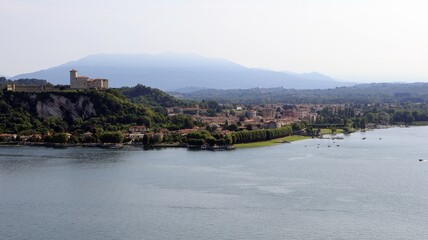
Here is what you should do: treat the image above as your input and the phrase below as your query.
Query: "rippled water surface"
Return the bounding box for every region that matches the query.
[1,127,428,239]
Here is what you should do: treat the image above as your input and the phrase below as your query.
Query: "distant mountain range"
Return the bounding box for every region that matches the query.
[12,53,353,91]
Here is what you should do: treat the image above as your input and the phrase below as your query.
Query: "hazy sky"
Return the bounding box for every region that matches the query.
[1,0,428,82]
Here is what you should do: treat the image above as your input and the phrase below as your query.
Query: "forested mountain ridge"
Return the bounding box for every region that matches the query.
[177,82,428,104]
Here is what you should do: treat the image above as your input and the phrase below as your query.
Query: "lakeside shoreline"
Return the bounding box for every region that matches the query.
[0,136,304,150]
[232,124,413,149]
[0,125,419,150]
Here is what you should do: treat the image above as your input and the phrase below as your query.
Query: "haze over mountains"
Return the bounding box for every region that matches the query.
[12,53,351,91]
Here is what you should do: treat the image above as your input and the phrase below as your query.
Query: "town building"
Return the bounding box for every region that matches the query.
[262,120,288,129]
[128,133,145,140]
[260,108,275,118]
[70,69,108,90]
[245,110,257,119]
[167,107,202,116]
[0,133,17,142]
[129,125,148,133]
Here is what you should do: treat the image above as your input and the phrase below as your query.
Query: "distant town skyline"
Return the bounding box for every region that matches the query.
[1,0,428,83]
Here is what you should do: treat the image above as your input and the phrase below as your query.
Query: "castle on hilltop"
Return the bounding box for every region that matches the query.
[70,69,108,90]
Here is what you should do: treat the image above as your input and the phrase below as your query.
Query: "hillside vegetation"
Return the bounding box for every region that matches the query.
[117,84,194,107]
[0,88,163,134]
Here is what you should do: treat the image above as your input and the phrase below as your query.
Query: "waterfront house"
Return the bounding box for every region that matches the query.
[0,133,17,142]
[129,125,148,133]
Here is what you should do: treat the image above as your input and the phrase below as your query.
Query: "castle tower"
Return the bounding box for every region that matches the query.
[70,69,77,88]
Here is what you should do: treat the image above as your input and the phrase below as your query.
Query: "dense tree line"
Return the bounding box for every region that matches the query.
[315,103,428,128]
[186,130,233,146]
[231,126,293,144]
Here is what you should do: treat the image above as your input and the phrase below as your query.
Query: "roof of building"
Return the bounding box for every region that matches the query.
[130,125,147,129]
[0,133,16,137]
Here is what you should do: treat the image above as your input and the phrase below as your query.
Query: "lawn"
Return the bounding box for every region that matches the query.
[319,128,345,134]
[234,135,309,148]
[412,121,428,126]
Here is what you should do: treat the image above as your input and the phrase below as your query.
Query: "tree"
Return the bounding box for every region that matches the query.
[360,117,367,129]
[51,133,68,144]
[152,133,163,144]
[206,137,217,146]
[227,123,239,131]
[292,122,303,131]
[100,131,124,143]
[184,118,195,129]
[365,112,376,123]
[187,138,205,146]
[68,135,79,144]
[224,134,233,145]
[206,100,220,110]
[377,112,390,125]
[142,134,150,145]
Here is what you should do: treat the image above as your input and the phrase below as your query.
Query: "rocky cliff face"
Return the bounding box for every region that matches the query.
[4,92,99,120]
[0,90,156,134]
[34,94,97,120]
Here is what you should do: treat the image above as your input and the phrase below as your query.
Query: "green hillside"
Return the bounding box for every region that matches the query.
[0,88,168,134]
[117,84,195,107]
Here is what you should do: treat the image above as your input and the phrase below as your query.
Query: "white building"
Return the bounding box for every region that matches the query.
[70,69,108,90]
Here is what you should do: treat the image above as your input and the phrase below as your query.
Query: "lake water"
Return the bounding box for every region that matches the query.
[1,127,428,239]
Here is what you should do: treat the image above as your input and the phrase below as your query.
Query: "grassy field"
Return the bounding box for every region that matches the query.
[234,135,309,149]
[412,121,428,126]
[319,128,345,134]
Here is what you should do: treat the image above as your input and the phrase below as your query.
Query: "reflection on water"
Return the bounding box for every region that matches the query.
[1,127,428,240]
[0,147,128,171]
